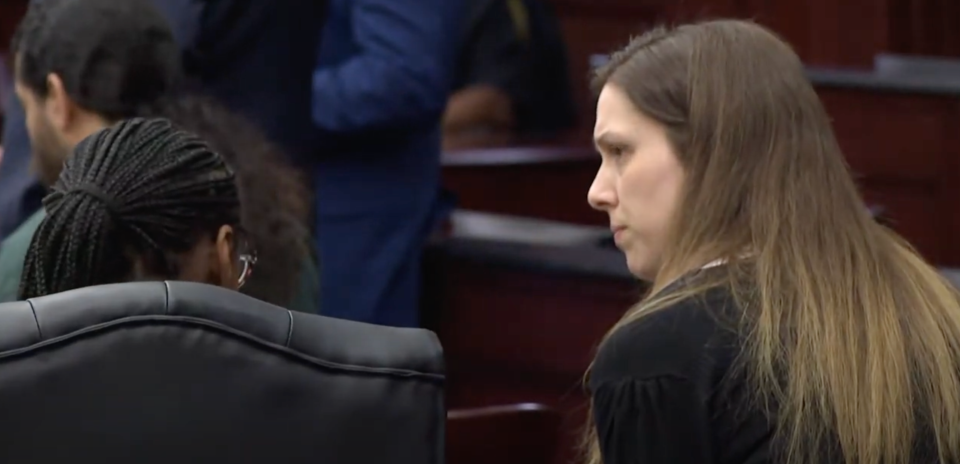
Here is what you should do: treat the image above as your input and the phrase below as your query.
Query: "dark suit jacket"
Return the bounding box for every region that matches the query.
[180,0,327,166]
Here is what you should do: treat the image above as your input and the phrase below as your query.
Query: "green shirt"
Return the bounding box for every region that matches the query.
[0,209,46,303]
[0,209,318,313]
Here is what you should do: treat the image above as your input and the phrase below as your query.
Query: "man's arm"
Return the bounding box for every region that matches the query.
[312,0,457,133]
[443,85,515,133]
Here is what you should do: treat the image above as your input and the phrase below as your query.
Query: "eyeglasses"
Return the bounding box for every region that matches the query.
[238,251,258,288]
[235,227,257,289]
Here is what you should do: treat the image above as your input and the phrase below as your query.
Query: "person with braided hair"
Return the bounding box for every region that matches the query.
[0,0,318,309]
[0,0,182,301]
[0,0,183,241]
[1,95,319,309]
[19,117,250,299]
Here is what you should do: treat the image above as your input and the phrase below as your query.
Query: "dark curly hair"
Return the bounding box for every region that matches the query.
[19,118,240,299]
[156,96,316,310]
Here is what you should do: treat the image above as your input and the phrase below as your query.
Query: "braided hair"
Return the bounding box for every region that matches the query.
[19,118,240,299]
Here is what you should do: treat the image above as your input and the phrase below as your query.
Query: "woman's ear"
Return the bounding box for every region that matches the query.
[214,225,238,289]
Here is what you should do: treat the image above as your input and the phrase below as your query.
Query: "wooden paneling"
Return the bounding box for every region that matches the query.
[886,0,960,57]
[861,181,944,262]
[819,89,952,181]
[429,262,634,379]
[556,15,646,127]
[424,247,639,464]
[821,88,960,265]
[743,0,890,67]
[0,0,27,54]
[549,0,960,77]
[548,0,880,129]
[546,0,960,134]
[443,147,604,225]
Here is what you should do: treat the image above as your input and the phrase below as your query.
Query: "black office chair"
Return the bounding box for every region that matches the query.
[0,281,445,464]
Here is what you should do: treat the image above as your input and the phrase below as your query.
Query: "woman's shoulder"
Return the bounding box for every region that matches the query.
[590,285,741,388]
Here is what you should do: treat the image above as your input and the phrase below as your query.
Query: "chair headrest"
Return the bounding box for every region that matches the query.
[0,282,445,463]
[0,281,443,378]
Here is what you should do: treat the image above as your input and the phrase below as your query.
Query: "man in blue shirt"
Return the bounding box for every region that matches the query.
[312,0,462,327]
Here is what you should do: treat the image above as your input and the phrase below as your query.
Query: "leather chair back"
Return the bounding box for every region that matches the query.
[0,281,444,464]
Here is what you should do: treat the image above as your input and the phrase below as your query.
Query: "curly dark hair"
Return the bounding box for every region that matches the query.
[156,95,316,310]
[19,118,240,299]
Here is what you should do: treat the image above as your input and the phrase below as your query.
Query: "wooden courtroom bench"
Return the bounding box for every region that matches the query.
[442,146,603,226]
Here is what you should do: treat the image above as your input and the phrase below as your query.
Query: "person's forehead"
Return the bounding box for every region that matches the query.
[595,86,649,137]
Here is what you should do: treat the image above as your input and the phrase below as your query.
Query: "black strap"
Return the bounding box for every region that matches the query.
[68,184,121,215]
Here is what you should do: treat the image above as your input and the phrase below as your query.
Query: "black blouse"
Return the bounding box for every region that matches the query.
[589,277,948,464]
[589,285,775,464]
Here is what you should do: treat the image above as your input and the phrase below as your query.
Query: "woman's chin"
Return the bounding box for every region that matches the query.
[625,254,657,281]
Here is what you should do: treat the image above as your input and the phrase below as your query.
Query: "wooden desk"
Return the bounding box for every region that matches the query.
[448,403,561,464]
[442,146,604,226]
[423,211,640,464]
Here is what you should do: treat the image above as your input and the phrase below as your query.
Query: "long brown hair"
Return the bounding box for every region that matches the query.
[585,20,960,464]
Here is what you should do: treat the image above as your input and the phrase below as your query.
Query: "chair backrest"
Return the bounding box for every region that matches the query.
[447,403,560,464]
[0,281,445,464]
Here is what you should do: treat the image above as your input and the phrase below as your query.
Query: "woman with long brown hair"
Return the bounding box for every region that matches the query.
[585,20,960,464]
